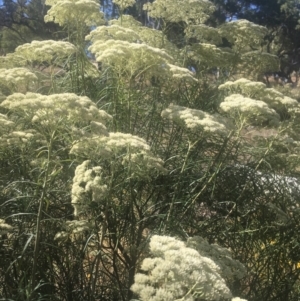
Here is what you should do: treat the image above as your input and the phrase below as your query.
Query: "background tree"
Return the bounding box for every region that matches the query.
[0,0,62,54]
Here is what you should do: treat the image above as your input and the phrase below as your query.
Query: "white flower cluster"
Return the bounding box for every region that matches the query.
[87,21,179,60]
[144,0,215,24]
[14,40,77,64]
[187,236,247,280]
[1,93,112,127]
[219,78,266,97]
[90,121,109,136]
[167,64,197,82]
[0,54,25,68]
[219,78,299,112]
[0,68,37,92]
[109,14,142,29]
[86,25,141,43]
[139,28,179,59]
[71,160,107,216]
[0,114,42,148]
[0,92,5,104]
[70,125,108,143]
[185,24,222,45]
[0,130,37,147]
[0,56,12,68]
[71,132,151,158]
[161,104,230,136]
[122,150,167,179]
[0,113,14,133]
[112,0,136,10]
[219,94,280,126]
[54,220,93,241]
[88,39,173,78]
[131,235,232,301]
[87,24,178,55]
[71,133,166,178]
[218,19,268,51]
[240,51,280,76]
[187,43,236,68]
[0,219,14,235]
[45,0,104,27]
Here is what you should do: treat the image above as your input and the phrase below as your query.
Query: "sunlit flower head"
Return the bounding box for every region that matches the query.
[218,19,268,51]
[14,40,77,64]
[89,39,173,79]
[0,114,14,131]
[1,93,112,128]
[240,51,280,76]
[109,14,143,29]
[71,160,107,216]
[45,0,105,27]
[167,64,197,82]
[144,0,215,25]
[112,0,136,11]
[161,104,230,136]
[187,236,247,281]
[122,150,167,179]
[71,132,151,159]
[187,43,236,68]
[0,219,14,235]
[219,79,298,112]
[0,68,37,92]
[86,25,140,43]
[131,235,232,301]
[219,94,280,126]
[0,54,25,68]
[185,24,222,45]
[0,129,38,148]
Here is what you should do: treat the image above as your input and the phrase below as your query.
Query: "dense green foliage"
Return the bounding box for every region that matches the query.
[0,0,300,301]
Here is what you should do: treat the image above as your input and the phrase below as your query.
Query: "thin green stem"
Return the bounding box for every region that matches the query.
[30,131,55,298]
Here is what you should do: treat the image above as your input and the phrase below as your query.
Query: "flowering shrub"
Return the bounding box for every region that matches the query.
[1,0,300,300]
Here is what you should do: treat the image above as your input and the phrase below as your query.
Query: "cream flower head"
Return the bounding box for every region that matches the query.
[162,104,230,136]
[219,94,280,126]
[45,0,104,26]
[131,235,232,301]
[14,40,77,64]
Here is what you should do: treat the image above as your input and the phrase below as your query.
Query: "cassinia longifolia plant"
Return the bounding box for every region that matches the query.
[1,0,300,300]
